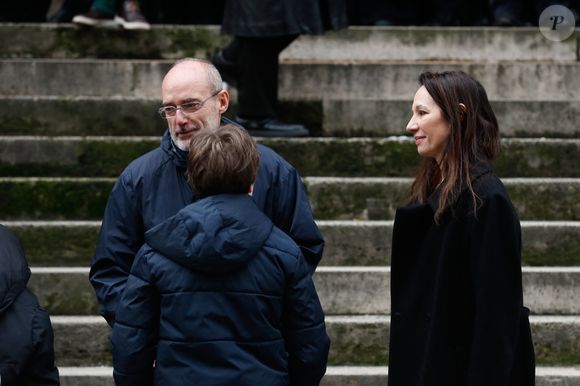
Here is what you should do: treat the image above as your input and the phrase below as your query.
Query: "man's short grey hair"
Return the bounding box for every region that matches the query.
[171,58,223,93]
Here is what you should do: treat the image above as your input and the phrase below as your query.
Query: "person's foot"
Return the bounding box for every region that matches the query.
[212,50,239,88]
[115,0,150,30]
[72,7,116,27]
[236,116,309,137]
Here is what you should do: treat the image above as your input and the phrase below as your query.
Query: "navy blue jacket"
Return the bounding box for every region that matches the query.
[90,127,324,326]
[0,225,59,386]
[111,194,330,386]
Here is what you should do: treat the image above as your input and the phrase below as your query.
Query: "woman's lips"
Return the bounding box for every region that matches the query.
[414,135,426,145]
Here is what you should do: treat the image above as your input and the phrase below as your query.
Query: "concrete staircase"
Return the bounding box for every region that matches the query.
[1,24,580,385]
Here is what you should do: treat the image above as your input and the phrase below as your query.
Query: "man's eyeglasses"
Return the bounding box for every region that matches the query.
[158,90,221,119]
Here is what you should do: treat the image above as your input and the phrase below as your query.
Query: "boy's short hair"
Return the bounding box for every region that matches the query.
[187,124,260,197]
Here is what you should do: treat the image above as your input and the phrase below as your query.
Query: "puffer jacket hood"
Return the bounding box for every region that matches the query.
[0,225,31,315]
[145,194,273,274]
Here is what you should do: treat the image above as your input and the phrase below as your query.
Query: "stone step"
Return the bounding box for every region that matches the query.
[0,24,228,60]
[57,366,580,386]
[280,27,580,63]
[0,97,321,137]
[5,220,580,267]
[0,59,170,98]
[2,97,578,138]
[2,24,577,62]
[29,267,580,316]
[50,315,580,366]
[2,97,576,139]
[304,177,580,221]
[279,61,580,101]
[1,177,580,221]
[2,59,580,101]
[2,136,580,177]
[321,99,580,137]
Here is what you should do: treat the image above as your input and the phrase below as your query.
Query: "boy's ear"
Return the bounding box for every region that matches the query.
[248,184,254,196]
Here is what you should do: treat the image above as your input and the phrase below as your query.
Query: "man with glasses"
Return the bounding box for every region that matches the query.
[90,58,324,327]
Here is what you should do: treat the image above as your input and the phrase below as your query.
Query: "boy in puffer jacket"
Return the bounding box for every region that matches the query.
[112,124,330,386]
[0,225,59,386]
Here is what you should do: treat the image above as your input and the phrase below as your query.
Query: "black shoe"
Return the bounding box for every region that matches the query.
[236,117,309,137]
[212,50,239,88]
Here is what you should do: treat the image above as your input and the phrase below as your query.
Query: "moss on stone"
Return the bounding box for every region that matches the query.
[0,179,114,220]
[496,141,580,177]
[305,180,410,220]
[11,224,98,266]
[53,323,112,366]
[260,139,419,177]
[506,182,580,221]
[327,321,388,365]
[29,273,98,315]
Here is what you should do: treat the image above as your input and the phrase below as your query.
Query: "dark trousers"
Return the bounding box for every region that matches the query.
[223,35,298,119]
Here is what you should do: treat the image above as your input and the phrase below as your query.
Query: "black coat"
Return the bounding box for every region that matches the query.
[388,163,535,386]
[222,0,348,37]
[0,225,59,386]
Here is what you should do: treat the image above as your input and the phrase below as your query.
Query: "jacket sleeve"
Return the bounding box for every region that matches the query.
[90,170,144,327]
[465,192,528,386]
[112,249,159,386]
[283,252,330,386]
[25,307,60,385]
[256,146,325,272]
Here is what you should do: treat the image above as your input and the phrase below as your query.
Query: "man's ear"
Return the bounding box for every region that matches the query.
[218,89,229,114]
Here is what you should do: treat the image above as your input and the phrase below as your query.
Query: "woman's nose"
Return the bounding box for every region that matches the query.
[406,119,418,133]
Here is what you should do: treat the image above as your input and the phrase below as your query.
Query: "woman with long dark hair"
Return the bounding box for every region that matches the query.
[388,71,535,386]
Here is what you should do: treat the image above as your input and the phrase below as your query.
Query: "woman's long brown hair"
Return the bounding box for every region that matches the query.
[408,71,501,222]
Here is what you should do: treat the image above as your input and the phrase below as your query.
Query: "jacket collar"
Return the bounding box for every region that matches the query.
[145,194,273,274]
[161,117,243,169]
[426,161,493,213]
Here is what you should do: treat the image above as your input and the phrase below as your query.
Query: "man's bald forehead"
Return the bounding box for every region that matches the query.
[163,58,222,92]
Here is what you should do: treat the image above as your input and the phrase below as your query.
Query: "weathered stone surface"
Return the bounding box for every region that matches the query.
[2,137,580,178]
[0,177,114,220]
[0,60,171,97]
[57,366,580,386]
[0,97,322,137]
[0,24,229,59]
[7,221,99,266]
[304,177,580,221]
[322,99,580,137]
[1,177,580,221]
[279,62,580,101]
[280,27,579,62]
[6,220,580,267]
[3,60,580,101]
[50,315,580,366]
[30,267,580,315]
[522,222,580,266]
[320,221,580,267]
